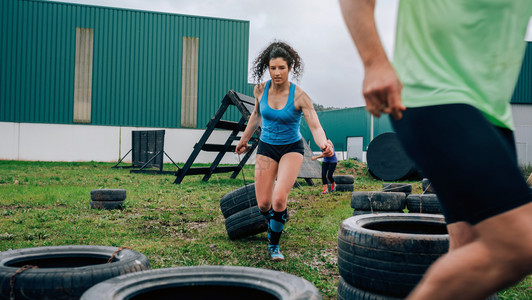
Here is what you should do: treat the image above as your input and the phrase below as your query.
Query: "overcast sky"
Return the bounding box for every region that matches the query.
[50,0,399,108]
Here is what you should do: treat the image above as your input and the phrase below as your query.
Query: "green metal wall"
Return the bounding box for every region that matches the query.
[0,0,254,128]
[510,42,532,104]
[300,107,394,152]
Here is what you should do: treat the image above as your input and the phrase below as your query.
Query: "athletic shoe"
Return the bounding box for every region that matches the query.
[268,245,284,261]
[320,189,329,194]
[331,183,337,192]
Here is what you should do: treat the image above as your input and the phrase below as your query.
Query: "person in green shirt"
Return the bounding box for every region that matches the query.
[339,0,532,299]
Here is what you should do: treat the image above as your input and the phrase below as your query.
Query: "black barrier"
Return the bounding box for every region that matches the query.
[113,130,179,175]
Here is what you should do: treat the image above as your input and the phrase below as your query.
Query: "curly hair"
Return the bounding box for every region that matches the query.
[251,41,304,83]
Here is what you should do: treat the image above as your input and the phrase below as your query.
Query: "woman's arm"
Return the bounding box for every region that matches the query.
[235,85,263,154]
[296,89,333,157]
[311,153,325,161]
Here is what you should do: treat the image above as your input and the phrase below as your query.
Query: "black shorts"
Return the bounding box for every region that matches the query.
[391,104,532,225]
[256,139,305,163]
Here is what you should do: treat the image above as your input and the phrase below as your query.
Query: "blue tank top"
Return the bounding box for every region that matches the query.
[259,80,302,145]
[323,152,337,163]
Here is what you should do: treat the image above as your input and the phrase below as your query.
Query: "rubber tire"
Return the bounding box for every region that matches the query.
[406,194,442,214]
[90,189,127,201]
[337,213,449,298]
[225,206,268,240]
[333,175,355,184]
[0,245,150,300]
[81,265,322,300]
[353,210,401,216]
[90,200,124,210]
[337,276,401,300]
[351,191,406,211]
[330,183,354,192]
[220,183,257,219]
[421,178,436,194]
[382,183,412,194]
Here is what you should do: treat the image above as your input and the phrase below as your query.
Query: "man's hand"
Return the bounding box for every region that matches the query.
[363,62,405,120]
[320,140,334,157]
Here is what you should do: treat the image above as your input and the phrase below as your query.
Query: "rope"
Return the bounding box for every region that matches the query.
[236,153,253,209]
[237,153,248,187]
[107,246,131,263]
[10,265,38,300]
[381,183,411,193]
[367,183,412,214]
[417,181,434,213]
[364,181,432,215]
[380,183,428,213]
[368,190,376,214]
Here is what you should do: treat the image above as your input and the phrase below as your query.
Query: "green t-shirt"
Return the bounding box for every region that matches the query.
[394,0,531,129]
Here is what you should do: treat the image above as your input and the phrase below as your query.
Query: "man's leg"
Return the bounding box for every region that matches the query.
[408,203,532,300]
[391,104,532,299]
[447,222,477,251]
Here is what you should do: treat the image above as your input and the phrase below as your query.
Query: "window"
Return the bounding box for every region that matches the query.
[73,27,94,123]
[180,37,199,128]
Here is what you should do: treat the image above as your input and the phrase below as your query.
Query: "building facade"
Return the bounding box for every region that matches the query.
[1,0,254,163]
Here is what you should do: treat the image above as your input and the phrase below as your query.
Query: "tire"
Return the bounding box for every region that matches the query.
[331,183,354,192]
[337,213,449,298]
[81,265,322,300]
[421,178,436,194]
[337,276,401,300]
[0,245,150,300]
[90,189,127,201]
[225,206,268,240]
[353,210,401,216]
[333,175,355,184]
[220,184,257,219]
[90,200,124,210]
[351,191,406,211]
[406,194,442,214]
[382,183,412,194]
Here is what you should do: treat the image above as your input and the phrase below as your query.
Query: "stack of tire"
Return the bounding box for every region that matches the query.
[220,183,268,240]
[331,175,355,192]
[337,213,449,299]
[0,245,150,299]
[350,183,411,216]
[90,189,127,210]
[406,179,442,215]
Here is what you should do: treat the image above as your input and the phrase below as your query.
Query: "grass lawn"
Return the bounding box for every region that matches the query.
[0,160,530,299]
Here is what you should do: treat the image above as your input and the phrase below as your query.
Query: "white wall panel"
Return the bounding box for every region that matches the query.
[0,122,249,165]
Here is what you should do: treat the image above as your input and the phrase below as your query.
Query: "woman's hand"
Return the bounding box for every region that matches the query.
[235,140,249,155]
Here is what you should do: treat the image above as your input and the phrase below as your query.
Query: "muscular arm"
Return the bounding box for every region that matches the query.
[339,0,405,120]
[296,90,333,157]
[235,85,263,154]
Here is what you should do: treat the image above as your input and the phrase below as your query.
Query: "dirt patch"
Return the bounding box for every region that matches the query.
[309,246,339,277]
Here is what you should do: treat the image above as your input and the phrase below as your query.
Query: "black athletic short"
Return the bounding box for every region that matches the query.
[256,138,305,163]
[391,103,532,225]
